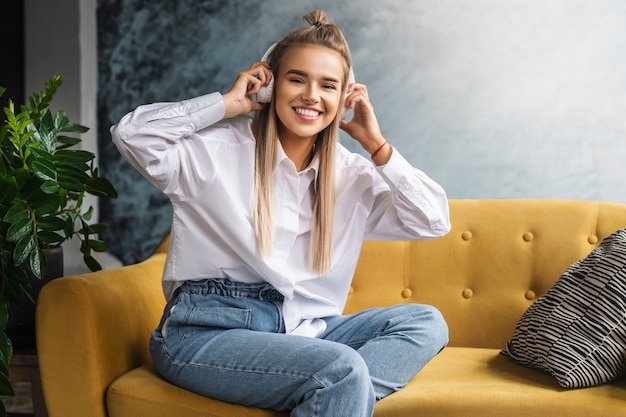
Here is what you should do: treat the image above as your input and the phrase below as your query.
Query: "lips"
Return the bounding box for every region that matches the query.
[294,107,321,117]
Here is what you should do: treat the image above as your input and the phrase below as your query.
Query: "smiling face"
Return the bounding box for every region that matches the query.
[274,44,346,147]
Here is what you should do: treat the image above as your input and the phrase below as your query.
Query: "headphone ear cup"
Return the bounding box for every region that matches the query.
[340,105,350,121]
[257,76,273,103]
[256,43,277,104]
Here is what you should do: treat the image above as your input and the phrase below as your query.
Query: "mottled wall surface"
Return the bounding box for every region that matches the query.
[97,0,626,264]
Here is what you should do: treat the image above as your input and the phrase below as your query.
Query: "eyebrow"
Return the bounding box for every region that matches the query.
[286,69,340,84]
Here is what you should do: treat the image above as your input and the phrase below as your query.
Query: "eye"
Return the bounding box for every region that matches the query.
[289,78,305,84]
[322,84,338,90]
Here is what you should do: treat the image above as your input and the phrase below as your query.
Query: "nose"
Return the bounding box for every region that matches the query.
[302,84,320,103]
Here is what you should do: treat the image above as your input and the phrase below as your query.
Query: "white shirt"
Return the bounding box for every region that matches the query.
[111,92,450,337]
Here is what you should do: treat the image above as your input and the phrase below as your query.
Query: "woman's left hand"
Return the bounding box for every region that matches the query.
[340,83,391,164]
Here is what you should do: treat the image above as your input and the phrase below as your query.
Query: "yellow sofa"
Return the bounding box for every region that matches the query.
[36,199,626,417]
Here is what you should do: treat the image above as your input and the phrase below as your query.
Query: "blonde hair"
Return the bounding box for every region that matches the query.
[251,10,352,274]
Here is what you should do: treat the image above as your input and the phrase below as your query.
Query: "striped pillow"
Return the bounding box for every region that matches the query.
[501,228,626,388]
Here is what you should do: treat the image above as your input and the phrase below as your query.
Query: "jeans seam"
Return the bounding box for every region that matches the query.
[173,358,315,382]
[272,301,285,333]
[311,380,320,416]
[244,309,252,329]
[178,306,195,339]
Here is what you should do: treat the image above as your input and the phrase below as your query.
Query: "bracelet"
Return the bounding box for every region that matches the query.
[370,141,388,159]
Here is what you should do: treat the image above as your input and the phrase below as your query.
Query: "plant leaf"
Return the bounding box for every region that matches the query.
[36,231,65,245]
[13,236,35,266]
[29,246,47,279]
[59,121,89,133]
[83,254,102,272]
[8,167,27,190]
[87,239,109,252]
[54,149,95,164]
[56,165,89,188]
[22,122,39,149]
[36,109,56,152]
[82,205,94,221]
[53,109,69,130]
[0,330,11,366]
[31,156,56,182]
[79,222,108,235]
[0,147,5,174]
[6,218,33,243]
[40,180,60,194]
[56,160,90,175]
[0,330,14,398]
[3,202,29,223]
[29,190,62,215]
[0,177,17,204]
[3,272,27,306]
[37,216,67,231]
[0,260,28,287]
[0,303,8,332]
[86,175,118,198]
[53,108,88,133]
[56,135,81,148]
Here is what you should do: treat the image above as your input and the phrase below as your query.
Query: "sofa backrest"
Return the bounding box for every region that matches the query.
[344,199,626,349]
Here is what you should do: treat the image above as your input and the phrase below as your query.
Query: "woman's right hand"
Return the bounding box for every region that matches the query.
[222,62,272,119]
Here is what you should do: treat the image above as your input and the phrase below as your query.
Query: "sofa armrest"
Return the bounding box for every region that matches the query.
[36,252,167,417]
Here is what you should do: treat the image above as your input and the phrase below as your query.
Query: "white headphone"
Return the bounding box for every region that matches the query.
[256,44,277,104]
[256,43,355,120]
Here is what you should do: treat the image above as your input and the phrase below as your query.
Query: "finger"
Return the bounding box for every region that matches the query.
[236,70,267,95]
[344,89,364,110]
[247,63,272,85]
[339,119,353,135]
[351,84,369,100]
[249,101,267,112]
[244,76,263,95]
[345,83,370,105]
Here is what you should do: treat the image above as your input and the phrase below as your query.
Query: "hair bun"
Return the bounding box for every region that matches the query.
[304,10,330,27]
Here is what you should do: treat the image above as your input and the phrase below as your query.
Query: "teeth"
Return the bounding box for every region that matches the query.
[295,108,320,117]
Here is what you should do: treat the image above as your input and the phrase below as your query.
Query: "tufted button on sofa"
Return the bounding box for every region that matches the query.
[36,199,626,417]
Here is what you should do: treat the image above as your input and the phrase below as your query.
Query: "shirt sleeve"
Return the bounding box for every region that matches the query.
[110,93,227,198]
[364,147,451,240]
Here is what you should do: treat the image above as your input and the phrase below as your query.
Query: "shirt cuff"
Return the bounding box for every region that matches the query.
[375,147,417,186]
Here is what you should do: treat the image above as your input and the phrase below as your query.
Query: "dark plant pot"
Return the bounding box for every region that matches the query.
[6,246,64,349]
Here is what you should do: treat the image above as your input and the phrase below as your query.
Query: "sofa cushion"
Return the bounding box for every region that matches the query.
[501,228,626,388]
[109,349,626,417]
[107,364,289,417]
[377,347,626,417]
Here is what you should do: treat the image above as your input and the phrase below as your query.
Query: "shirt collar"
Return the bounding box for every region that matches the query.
[275,142,319,193]
[275,142,320,177]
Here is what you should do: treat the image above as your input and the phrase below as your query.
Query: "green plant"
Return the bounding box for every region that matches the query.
[0,76,117,414]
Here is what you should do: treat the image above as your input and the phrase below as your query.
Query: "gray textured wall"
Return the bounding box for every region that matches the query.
[97,0,626,264]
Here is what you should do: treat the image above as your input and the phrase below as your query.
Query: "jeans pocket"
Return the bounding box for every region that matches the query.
[168,294,252,339]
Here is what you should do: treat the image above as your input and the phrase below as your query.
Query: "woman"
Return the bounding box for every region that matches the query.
[112,10,450,417]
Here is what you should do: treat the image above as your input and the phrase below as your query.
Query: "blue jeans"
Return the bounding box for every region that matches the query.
[150,279,448,417]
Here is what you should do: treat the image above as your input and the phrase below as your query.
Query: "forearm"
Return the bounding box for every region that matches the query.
[367,150,451,239]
